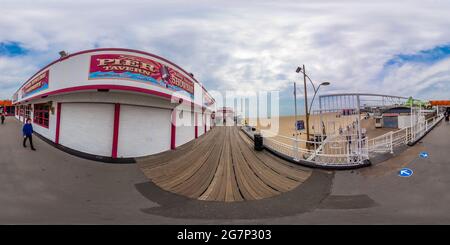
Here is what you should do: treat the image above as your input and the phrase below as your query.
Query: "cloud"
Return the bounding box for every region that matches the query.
[0,0,449,114]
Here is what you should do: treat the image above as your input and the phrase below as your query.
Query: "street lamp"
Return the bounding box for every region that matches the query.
[295,65,330,144]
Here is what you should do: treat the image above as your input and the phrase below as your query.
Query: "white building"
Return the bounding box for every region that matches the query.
[12,48,215,162]
[215,107,235,126]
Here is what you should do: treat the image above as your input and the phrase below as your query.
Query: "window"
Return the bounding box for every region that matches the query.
[24,105,31,120]
[33,103,50,128]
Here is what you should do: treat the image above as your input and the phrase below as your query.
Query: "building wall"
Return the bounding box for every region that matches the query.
[11,49,216,159]
[59,103,115,156]
[197,111,205,136]
[14,95,214,158]
[175,105,195,147]
[205,112,211,131]
[117,105,171,157]
[382,116,398,128]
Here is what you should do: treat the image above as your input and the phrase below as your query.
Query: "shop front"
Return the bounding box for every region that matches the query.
[12,48,216,162]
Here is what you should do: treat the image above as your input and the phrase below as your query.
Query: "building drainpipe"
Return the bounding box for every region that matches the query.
[195,111,198,139]
[55,103,62,144]
[171,109,177,150]
[111,103,121,158]
[204,108,207,133]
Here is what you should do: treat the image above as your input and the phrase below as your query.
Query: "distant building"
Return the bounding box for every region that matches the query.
[0,100,14,115]
[381,106,411,128]
[215,107,235,125]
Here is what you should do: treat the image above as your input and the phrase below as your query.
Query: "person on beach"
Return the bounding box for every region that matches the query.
[1,112,5,124]
[22,118,36,151]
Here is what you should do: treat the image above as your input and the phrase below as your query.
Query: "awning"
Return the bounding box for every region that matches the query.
[0,100,13,107]
[430,100,450,106]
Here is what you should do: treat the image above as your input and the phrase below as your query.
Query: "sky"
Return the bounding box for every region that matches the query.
[0,0,449,115]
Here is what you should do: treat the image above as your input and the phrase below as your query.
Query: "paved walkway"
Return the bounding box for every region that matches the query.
[0,117,158,224]
[138,126,311,202]
[269,119,450,224]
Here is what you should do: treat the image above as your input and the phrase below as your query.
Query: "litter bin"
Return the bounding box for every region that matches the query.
[254,134,264,151]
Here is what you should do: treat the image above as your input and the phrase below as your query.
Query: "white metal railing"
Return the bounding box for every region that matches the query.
[242,113,443,167]
[367,114,443,154]
[242,126,368,166]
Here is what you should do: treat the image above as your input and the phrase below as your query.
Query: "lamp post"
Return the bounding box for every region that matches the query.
[295,65,330,145]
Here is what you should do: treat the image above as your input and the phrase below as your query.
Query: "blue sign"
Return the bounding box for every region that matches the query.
[419,152,429,158]
[398,168,413,177]
[296,120,305,130]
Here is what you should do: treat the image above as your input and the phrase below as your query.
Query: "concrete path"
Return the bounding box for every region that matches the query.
[265,119,450,224]
[1,117,450,224]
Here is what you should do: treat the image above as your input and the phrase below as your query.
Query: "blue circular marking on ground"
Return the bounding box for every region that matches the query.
[398,168,413,177]
[419,152,429,158]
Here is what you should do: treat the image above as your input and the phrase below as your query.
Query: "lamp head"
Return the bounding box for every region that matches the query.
[295,67,302,73]
[321,82,330,86]
[59,51,68,58]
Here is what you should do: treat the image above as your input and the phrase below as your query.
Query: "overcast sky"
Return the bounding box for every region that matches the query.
[1,0,449,115]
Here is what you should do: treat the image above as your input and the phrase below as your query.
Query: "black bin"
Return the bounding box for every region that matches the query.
[254,134,264,151]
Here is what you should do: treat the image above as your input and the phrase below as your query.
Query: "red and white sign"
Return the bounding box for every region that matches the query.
[89,54,194,97]
[22,70,49,98]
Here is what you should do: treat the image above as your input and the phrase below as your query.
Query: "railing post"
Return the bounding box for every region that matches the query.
[294,137,299,161]
[390,131,394,154]
[405,127,408,143]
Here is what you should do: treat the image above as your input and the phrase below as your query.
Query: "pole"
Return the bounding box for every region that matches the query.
[356,95,363,161]
[319,97,324,141]
[303,64,310,144]
[294,82,299,160]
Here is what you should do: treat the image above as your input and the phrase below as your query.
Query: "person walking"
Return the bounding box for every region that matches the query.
[1,112,5,124]
[22,118,36,151]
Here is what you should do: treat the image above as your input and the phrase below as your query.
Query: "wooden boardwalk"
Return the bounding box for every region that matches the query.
[137,126,312,202]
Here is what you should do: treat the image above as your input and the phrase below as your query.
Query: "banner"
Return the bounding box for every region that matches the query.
[203,89,214,107]
[89,54,194,98]
[22,70,49,98]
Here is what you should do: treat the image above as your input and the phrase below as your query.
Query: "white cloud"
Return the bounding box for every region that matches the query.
[0,0,449,107]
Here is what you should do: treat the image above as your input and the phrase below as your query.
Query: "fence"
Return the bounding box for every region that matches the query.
[367,113,443,154]
[242,126,369,167]
[242,113,443,169]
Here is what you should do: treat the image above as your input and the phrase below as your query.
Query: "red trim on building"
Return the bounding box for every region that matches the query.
[15,48,214,103]
[112,103,121,158]
[55,103,62,144]
[13,84,209,111]
[171,109,177,150]
[195,112,198,139]
[18,85,170,103]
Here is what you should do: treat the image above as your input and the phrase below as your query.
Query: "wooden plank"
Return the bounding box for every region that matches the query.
[138,126,312,202]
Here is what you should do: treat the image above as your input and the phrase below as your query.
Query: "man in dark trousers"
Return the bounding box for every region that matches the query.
[1,112,5,124]
[22,118,36,151]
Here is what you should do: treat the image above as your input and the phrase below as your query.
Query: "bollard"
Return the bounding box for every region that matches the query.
[254,134,264,151]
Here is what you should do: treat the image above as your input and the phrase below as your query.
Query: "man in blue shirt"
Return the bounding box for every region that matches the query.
[22,118,36,151]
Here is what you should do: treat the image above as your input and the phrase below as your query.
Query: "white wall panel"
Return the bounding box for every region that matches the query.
[117,105,171,157]
[176,109,195,147]
[197,112,205,136]
[59,103,114,156]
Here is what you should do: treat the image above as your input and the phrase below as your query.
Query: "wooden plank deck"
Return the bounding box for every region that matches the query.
[137,126,312,202]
